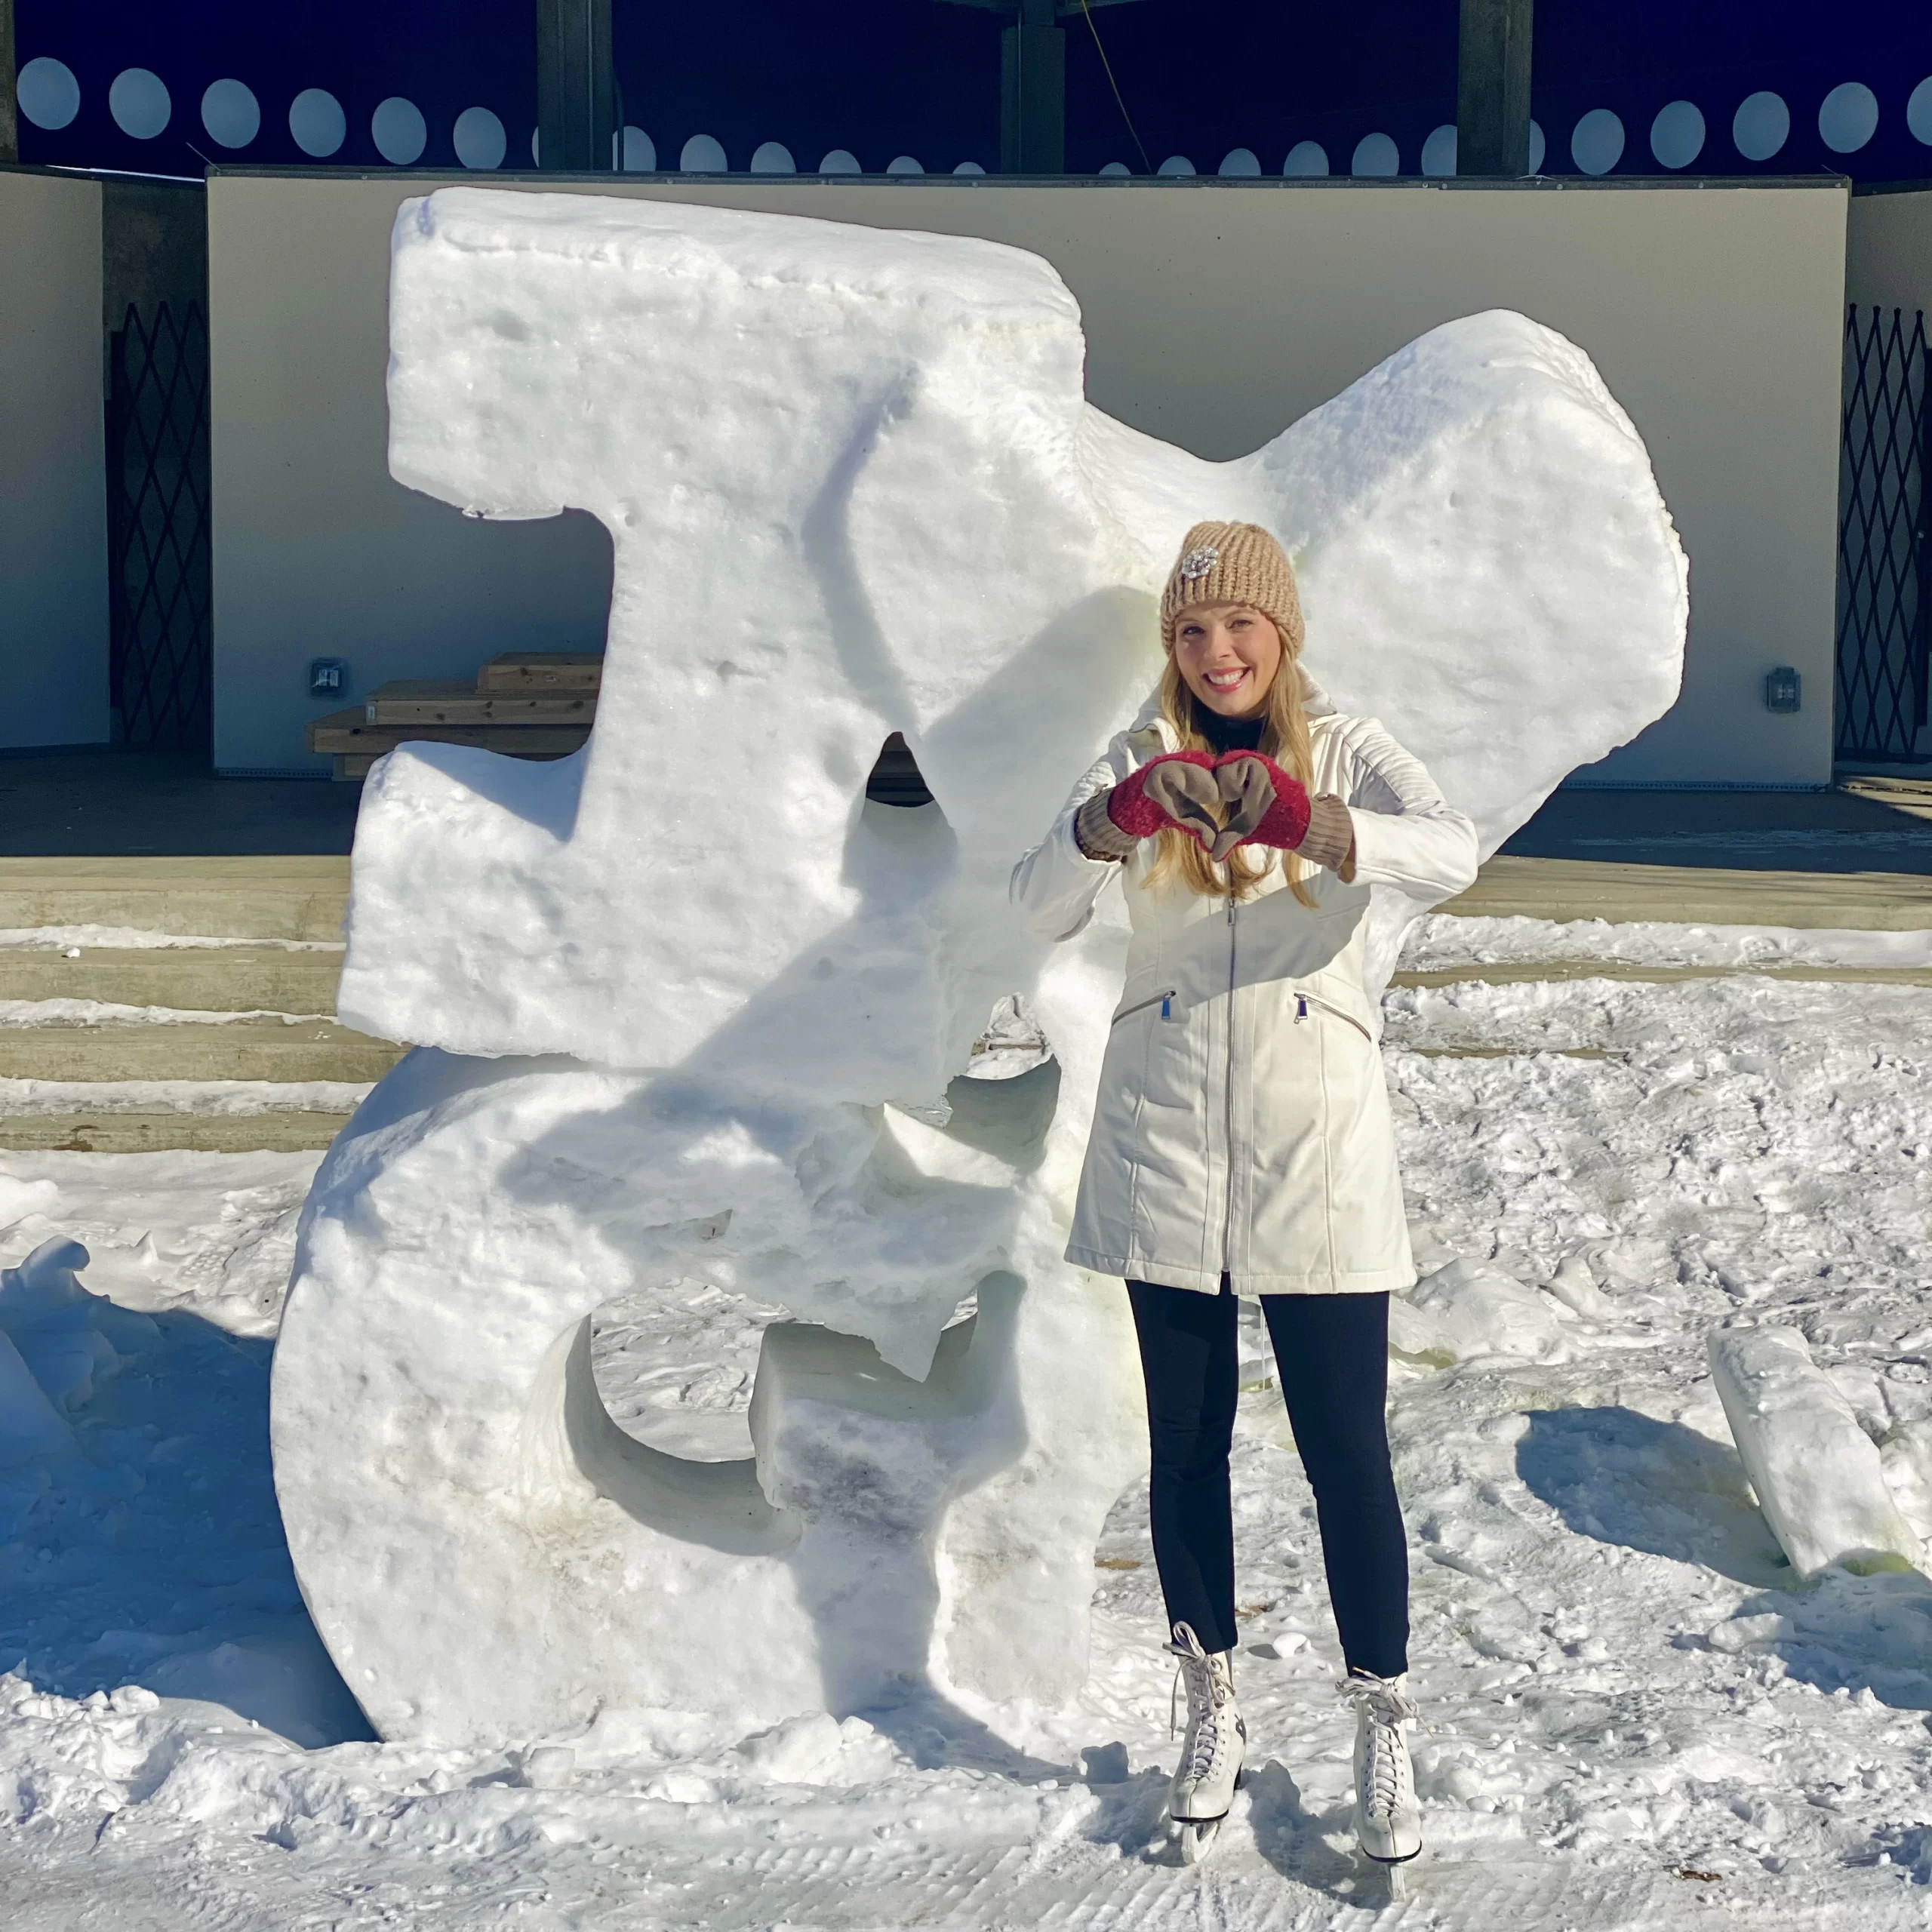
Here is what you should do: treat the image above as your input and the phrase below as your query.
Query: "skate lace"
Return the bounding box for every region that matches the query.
[1166,1623,1234,1780]
[1340,1674,1417,1820]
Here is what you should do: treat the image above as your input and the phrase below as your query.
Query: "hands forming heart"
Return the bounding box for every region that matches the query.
[1138,751,1313,861]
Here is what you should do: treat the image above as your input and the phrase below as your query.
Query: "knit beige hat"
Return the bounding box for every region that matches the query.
[1159,521,1305,657]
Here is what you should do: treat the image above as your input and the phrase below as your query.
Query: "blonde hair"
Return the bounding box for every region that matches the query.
[1140,617,1318,909]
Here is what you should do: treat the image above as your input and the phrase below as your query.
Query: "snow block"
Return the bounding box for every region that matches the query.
[275,190,1688,1749]
[1391,1260,1574,1366]
[1709,1325,1923,1580]
[276,1051,1146,1746]
[0,1234,155,1417]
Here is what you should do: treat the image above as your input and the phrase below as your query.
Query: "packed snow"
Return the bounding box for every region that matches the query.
[2,950,1931,1925]
[0,1001,331,1028]
[0,1078,372,1120]
[0,930,342,953]
[340,188,1684,1072]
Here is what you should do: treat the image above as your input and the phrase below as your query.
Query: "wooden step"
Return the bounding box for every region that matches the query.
[306,708,593,756]
[0,857,349,942]
[0,1019,405,1083]
[364,681,598,726]
[0,1112,355,1153]
[1438,855,1932,930]
[330,747,582,781]
[475,651,603,694]
[306,707,592,774]
[0,946,343,1011]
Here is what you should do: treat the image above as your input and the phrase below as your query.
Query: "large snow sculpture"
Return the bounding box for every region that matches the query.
[274,188,1687,1749]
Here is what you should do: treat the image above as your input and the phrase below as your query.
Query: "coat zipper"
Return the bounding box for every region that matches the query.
[1293,990,1374,1043]
[1110,987,1178,1028]
[1222,891,1238,1276]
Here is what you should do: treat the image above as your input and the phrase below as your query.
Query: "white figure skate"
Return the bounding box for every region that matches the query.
[1166,1622,1247,1864]
[1342,1669,1422,1897]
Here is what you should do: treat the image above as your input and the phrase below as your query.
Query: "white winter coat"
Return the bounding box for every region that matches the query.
[1011,690,1478,1299]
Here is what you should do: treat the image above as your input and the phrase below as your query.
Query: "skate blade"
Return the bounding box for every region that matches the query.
[1177,1817,1222,1866]
[1366,1849,1420,1903]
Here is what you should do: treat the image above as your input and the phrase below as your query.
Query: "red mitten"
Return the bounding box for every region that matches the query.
[1106,749,1218,841]
[1211,751,1311,858]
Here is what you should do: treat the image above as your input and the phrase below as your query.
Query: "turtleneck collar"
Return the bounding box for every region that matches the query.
[1195,707,1266,755]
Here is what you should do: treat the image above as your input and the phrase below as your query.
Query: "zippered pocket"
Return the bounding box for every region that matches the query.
[1293,990,1374,1043]
[1111,987,1180,1029]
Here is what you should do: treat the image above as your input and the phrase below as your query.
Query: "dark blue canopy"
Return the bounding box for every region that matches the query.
[13,0,1932,181]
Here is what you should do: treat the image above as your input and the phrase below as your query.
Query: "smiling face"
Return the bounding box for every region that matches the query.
[1171,601,1284,719]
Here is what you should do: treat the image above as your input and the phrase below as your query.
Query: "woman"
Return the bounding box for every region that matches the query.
[1011,521,1478,1869]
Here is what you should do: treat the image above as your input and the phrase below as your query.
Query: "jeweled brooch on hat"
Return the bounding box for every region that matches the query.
[1177,546,1219,580]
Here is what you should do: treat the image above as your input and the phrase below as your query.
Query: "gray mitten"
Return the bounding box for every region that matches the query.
[1075,750,1220,860]
[1140,758,1223,848]
[1205,752,1312,860]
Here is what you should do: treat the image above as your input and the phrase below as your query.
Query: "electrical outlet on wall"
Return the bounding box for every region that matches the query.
[1764,666,1801,713]
[310,658,350,700]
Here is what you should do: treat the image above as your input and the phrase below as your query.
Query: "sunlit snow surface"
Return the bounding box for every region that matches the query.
[3,934,1931,1926]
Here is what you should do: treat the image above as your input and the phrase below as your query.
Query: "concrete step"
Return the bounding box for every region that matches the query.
[0,1112,353,1153]
[1440,856,1932,929]
[0,857,349,942]
[0,1021,405,1083]
[0,946,344,1011]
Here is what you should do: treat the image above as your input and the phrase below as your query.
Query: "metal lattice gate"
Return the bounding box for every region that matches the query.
[107,303,212,750]
[1837,305,1930,762]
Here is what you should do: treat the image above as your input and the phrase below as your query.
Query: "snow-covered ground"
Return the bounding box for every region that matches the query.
[2,924,1930,1927]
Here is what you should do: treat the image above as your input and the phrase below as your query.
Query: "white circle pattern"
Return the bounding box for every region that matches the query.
[112,68,173,141]
[1733,91,1789,161]
[1910,77,1932,146]
[1649,100,1705,169]
[1571,107,1624,175]
[1818,82,1879,154]
[17,57,81,131]
[453,106,506,171]
[372,97,427,166]
[201,78,260,149]
[1351,132,1398,177]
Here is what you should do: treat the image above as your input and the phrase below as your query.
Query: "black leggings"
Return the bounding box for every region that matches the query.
[1126,1278,1408,1678]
